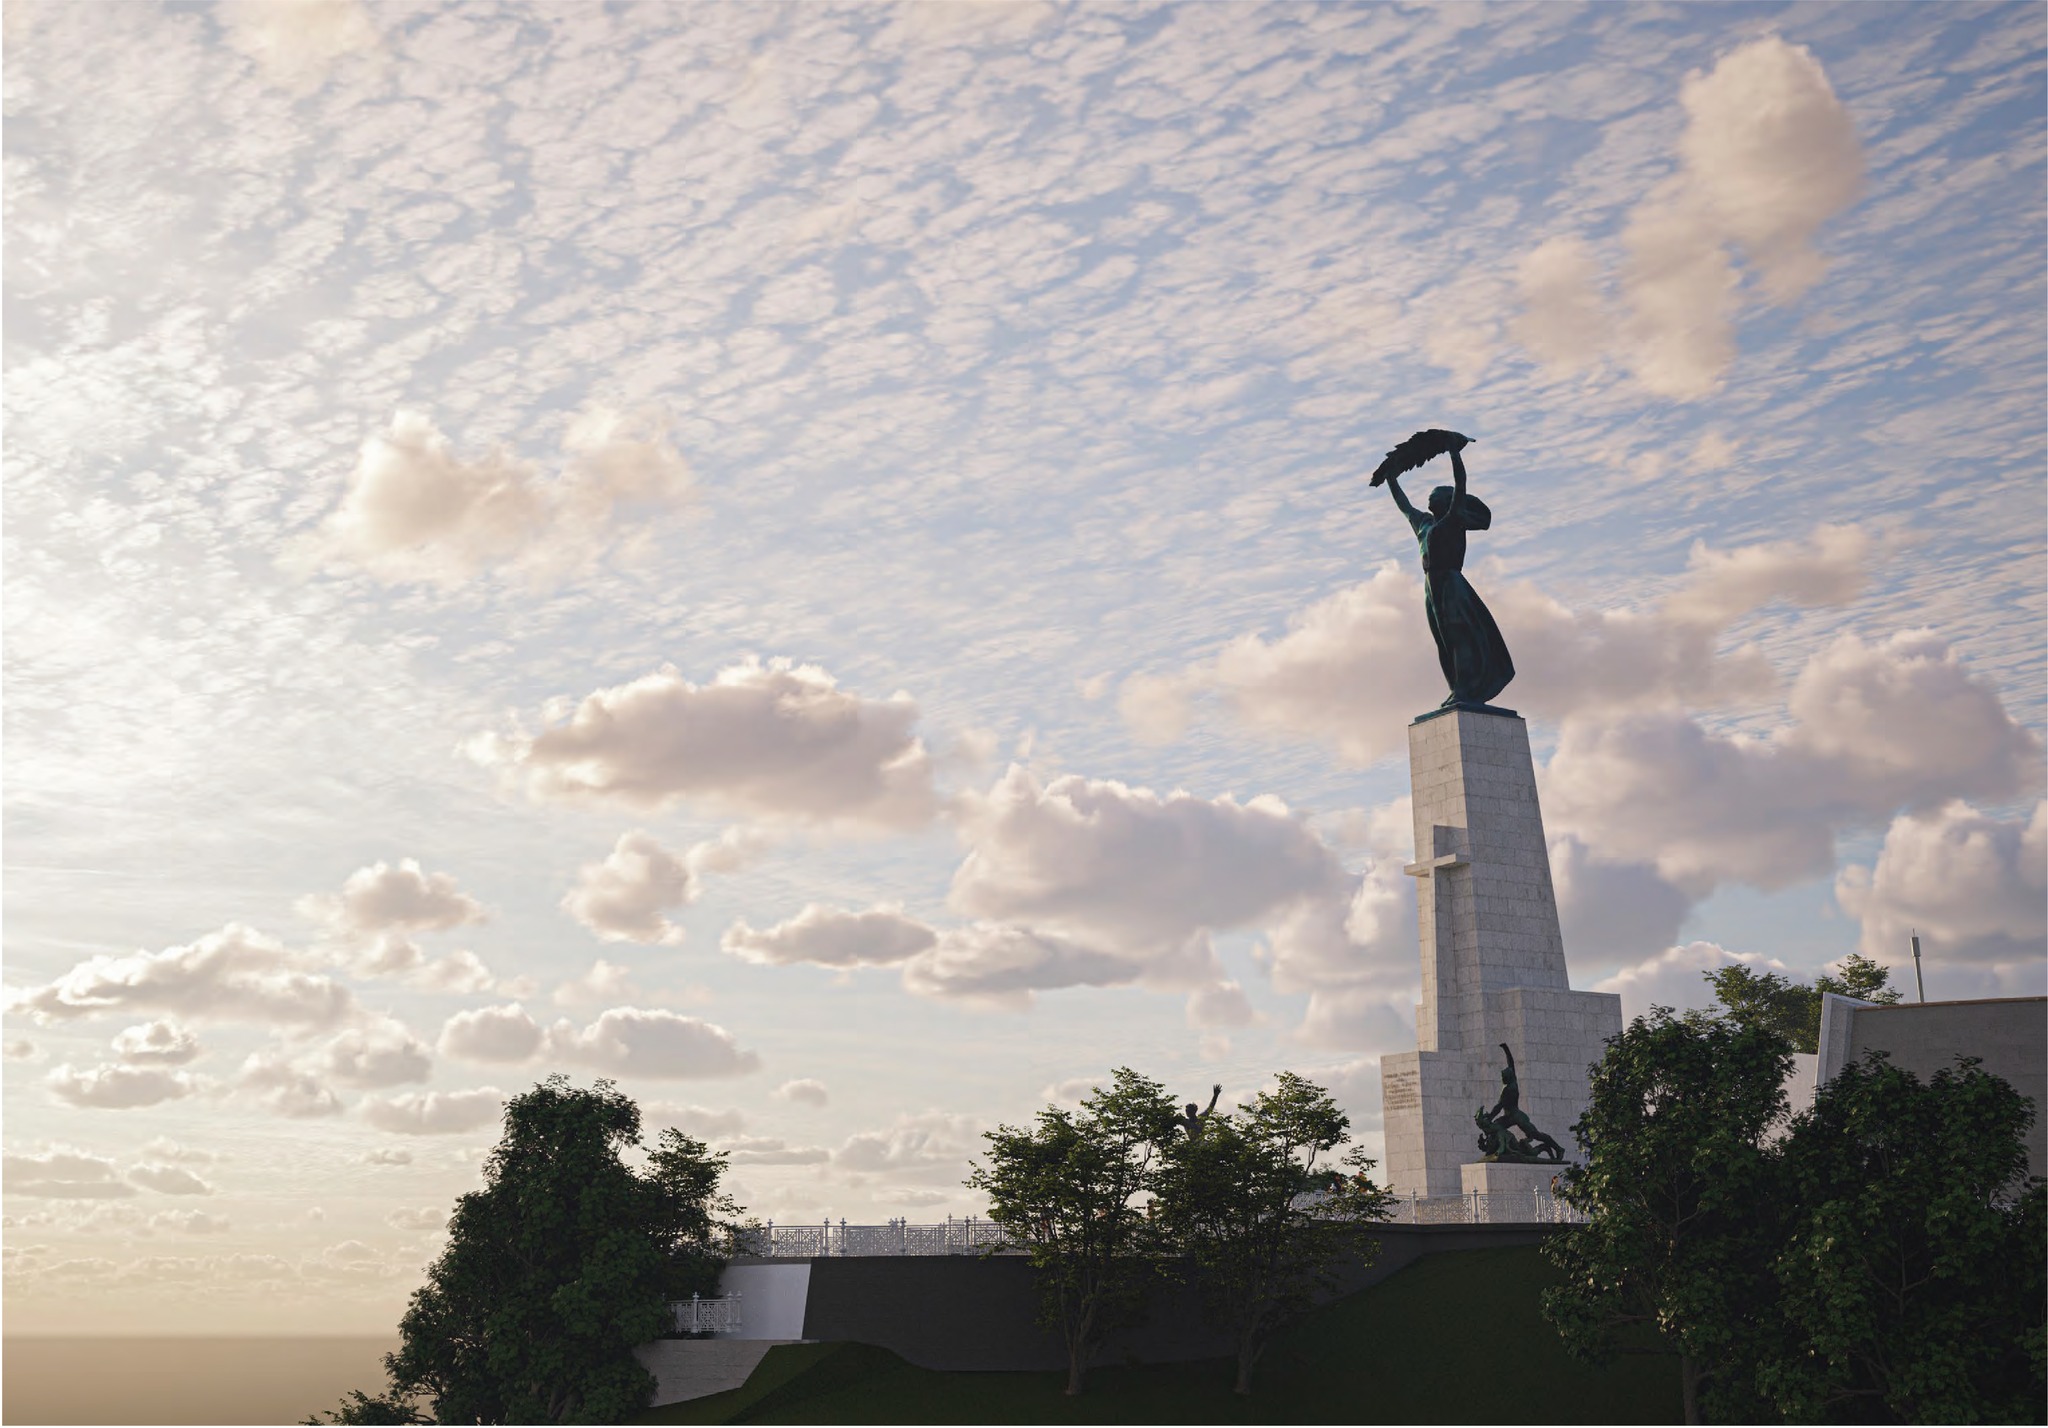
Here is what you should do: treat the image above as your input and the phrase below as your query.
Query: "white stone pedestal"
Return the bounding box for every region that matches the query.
[1380,707,1622,1197]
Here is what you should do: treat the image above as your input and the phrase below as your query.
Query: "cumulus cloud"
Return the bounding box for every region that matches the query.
[4,1039,39,1061]
[1511,236,1612,374]
[235,1051,344,1119]
[1513,35,1864,395]
[302,405,693,587]
[316,1019,433,1088]
[219,0,378,90]
[110,1019,201,1065]
[406,949,503,995]
[1143,526,1877,766]
[152,1209,232,1234]
[437,1002,758,1079]
[721,1136,831,1166]
[360,1087,506,1136]
[643,1103,747,1138]
[546,1008,761,1080]
[142,1138,221,1165]
[361,1148,414,1166]
[1592,940,1795,1021]
[128,1164,216,1196]
[46,1062,199,1110]
[561,828,766,946]
[1835,801,2047,976]
[464,659,938,828]
[833,1112,981,1177]
[6,925,356,1029]
[1186,981,1256,1029]
[901,923,1148,1010]
[300,859,486,942]
[773,1079,829,1107]
[722,905,937,967]
[1549,836,1694,966]
[3,1148,137,1199]
[552,958,643,1006]
[951,765,1338,966]
[386,1207,448,1231]
[437,1004,545,1064]
[1546,631,2042,894]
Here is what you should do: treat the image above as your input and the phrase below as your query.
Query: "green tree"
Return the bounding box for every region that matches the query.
[1760,1054,2046,1423]
[1542,1009,1792,1425]
[1702,952,1900,1054]
[1150,1072,1394,1395]
[965,1067,1178,1396]
[312,1077,738,1425]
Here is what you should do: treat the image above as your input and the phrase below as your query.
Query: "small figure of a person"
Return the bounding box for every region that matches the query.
[1380,434,1515,708]
[1488,1044,1564,1161]
[1179,1084,1221,1140]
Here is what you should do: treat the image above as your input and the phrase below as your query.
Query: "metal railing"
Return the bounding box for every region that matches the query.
[731,1216,1020,1258]
[668,1292,742,1334]
[1381,1189,1584,1225]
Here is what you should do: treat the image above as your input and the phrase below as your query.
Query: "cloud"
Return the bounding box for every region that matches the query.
[465,659,938,828]
[360,1087,506,1136]
[833,1112,981,1177]
[1511,237,1612,374]
[721,1136,831,1166]
[901,923,1149,1010]
[386,1207,448,1232]
[218,0,378,91]
[437,1004,545,1064]
[6,924,356,1029]
[1677,33,1866,302]
[143,1138,222,1165]
[110,1019,201,1065]
[1835,801,2047,975]
[4,1039,38,1061]
[3,1148,137,1199]
[360,1148,414,1166]
[1144,526,1877,766]
[561,828,766,946]
[1513,35,1864,395]
[46,1062,199,1110]
[1185,980,1256,1029]
[1546,631,2042,894]
[643,1103,748,1138]
[552,958,643,1006]
[773,1079,829,1107]
[316,1019,433,1088]
[128,1164,217,1196]
[301,405,692,588]
[235,1051,344,1119]
[1549,836,1694,967]
[951,765,1338,965]
[406,949,503,995]
[300,859,486,941]
[722,905,937,968]
[545,1008,761,1080]
[151,1209,232,1234]
[1592,940,1795,1022]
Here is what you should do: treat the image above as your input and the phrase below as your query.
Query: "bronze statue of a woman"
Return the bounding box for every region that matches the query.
[1372,429,1515,708]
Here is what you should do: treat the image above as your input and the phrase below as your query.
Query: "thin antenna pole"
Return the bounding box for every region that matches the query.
[1910,930,1926,1003]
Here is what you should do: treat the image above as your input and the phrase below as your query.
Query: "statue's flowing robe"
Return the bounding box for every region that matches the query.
[1409,499,1514,706]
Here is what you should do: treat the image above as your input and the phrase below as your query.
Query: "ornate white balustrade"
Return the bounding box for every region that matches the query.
[667,1292,743,1334]
[1381,1189,1584,1225]
[731,1216,1020,1258]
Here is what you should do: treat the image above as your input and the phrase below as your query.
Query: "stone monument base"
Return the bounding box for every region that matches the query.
[1460,1160,1567,1196]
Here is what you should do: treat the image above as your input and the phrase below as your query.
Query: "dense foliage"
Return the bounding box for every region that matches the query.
[1545,1007,2044,1425]
[967,1067,1179,1396]
[311,1077,737,1425]
[1150,1071,1393,1394]
[1700,951,1899,1053]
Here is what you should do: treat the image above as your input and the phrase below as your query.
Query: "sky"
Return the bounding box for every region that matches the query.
[3,0,2043,1336]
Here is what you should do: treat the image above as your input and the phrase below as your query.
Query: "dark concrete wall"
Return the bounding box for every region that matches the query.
[1846,996,2047,1179]
[799,1223,1556,1371]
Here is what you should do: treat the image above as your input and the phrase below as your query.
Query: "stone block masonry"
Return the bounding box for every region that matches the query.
[1382,707,1622,1197]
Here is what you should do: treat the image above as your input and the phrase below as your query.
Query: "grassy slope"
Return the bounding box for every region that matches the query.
[639,1244,1680,1425]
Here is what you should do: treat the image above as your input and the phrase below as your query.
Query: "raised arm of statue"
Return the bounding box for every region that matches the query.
[1448,448,1468,522]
